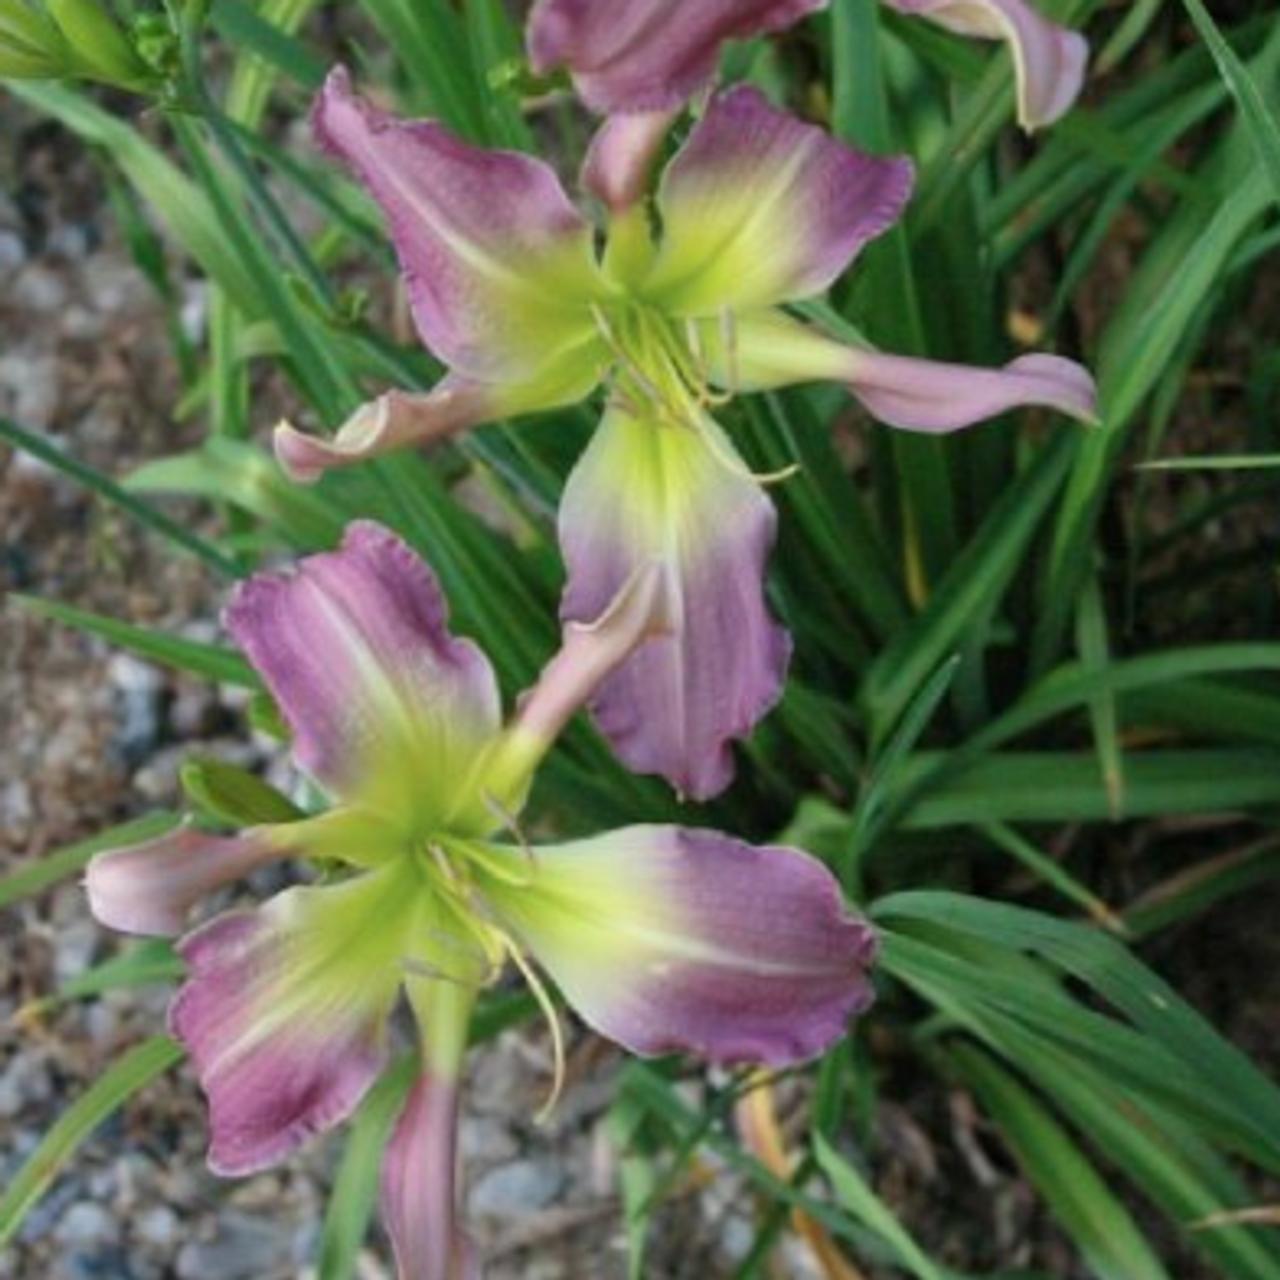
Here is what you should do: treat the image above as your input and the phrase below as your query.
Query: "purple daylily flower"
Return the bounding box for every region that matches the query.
[527,0,1087,129]
[85,521,877,1280]
[275,70,1097,800]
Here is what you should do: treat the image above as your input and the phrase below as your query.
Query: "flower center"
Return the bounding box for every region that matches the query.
[591,301,729,427]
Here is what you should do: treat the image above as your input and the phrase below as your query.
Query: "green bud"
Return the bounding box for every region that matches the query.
[486,56,570,98]
[130,10,176,77]
[180,756,304,827]
[45,0,150,88]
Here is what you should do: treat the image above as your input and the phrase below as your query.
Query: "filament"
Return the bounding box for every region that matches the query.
[504,938,566,1123]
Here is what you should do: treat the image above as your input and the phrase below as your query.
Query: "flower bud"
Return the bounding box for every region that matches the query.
[0,0,70,78]
[45,0,150,88]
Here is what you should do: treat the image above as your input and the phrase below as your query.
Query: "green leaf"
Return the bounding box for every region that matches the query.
[0,812,179,911]
[0,1037,183,1247]
[126,437,348,548]
[861,433,1073,740]
[813,1135,947,1280]
[1075,572,1124,817]
[895,749,1280,827]
[181,757,304,825]
[32,939,183,1012]
[8,83,268,317]
[10,594,256,687]
[318,1054,416,1280]
[0,416,242,578]
[210,0,325,92]
[1181,0,1280,206]
[609,1091,660,1280]
[948,1045,1170,1280]
[876,892,1280,1169]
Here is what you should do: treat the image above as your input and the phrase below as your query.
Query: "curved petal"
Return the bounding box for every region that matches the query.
[480,560,672,812]
[224,522,501,818]
[581,110,676,213]
[169,864,422,1176]
[86,823,285,938]
[641,86,914,315]
[527,0,827,113]
[275,356,604,484]
[846,350,1098,431]
[313,66,604,383]
[698,309,1098,430]
[558,404,790,800]
[479,826,878,1066]
[883,0,1087,129]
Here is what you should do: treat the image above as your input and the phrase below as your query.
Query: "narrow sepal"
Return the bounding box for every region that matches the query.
[85,823,284,937]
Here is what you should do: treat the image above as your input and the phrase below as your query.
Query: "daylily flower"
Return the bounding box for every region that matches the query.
[276,70,1097,799]
[527,0,1086,131]
[85,521,878,1280]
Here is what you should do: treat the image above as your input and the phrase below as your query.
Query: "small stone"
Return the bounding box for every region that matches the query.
[109,653,167,767]
[0,1052,54,1117]
[168,685,224,739]
[469,1158,564,1218]
[46,223,94,259]
[0,351,59,427]
[176,1213,291,1280]
[0,229,26,271]
[53,917,99,982]
[10,262,67,312]
[132,745,185,804]
[134,1205,179,1250]
[54,1202,120,1248]
[0,778,33,836]
[459,1116,519,1165]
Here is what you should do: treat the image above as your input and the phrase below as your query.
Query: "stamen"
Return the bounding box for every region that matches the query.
[718,307,741,397]
[456,835,537,890]
[683,319,732,408]
[504,938,567,1124]
[481,792,540,873]
[590,303,666,408]
[693,413,802,487]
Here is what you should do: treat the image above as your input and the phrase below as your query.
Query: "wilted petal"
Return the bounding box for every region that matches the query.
[170,864,421,1175]
[883,0,1087,129]
[558,404,790,800]
[313,66,605,383]
[479,826,877,1065]
[641,86,913,315]
[527,0,827,112]
[275,359,603,484]
[381,978,478,1280]
[86,824,285,938]
[699,309,1098,431]
[274,381,490,485]
[224,521,500,817]
[381,1073,477,1280]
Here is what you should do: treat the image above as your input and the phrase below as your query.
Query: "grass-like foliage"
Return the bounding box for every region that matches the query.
[4,0,1280,1274]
